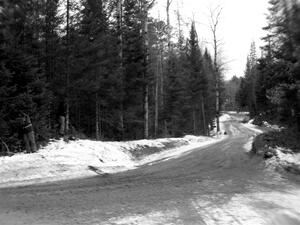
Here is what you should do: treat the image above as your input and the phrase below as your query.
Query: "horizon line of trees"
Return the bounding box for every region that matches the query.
[0,0,224,153]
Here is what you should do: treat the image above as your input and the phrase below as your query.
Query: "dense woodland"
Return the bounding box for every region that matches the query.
[224,76,241,111]
[0,0,224,152]
[236,0,300,131]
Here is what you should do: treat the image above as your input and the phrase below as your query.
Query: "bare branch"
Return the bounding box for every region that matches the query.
[207,4,223,132]
[166,0,173,11]
[147,0,155,10]
[214,7,222,28]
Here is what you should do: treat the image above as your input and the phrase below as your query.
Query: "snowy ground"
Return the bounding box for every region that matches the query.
[0,115,230,188]
[241,118,300,174]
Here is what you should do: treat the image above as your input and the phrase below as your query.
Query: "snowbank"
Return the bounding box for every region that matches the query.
[0,134,226,188]
[241,119,263,134]
[0,139,136,187]
[266,147,300,174]
[219,114,232,122]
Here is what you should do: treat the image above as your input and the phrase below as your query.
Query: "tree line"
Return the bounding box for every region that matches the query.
[236,0,300,130]
[0,0,223,153]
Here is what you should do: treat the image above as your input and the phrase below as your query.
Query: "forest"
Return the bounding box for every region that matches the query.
[235,0,300,132]
[1,0,299,153]
[0,0,223,152]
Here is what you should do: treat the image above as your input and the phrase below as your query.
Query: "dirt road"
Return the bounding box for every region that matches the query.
[1,117,300,225]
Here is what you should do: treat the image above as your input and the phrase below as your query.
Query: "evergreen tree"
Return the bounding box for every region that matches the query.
[238,0,300,129]
[187,22,208,135]
[224,76,241,111]
[73,0,118,139]
[120,0,147,139]
[203,49,217,131]
[236,42,258,117]
[0,1,51,151]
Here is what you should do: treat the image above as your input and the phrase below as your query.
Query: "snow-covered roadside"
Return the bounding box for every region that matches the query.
[242,119,300,173]
[0,133,227,188]
[241,119,263,134]
[0,139,136,188]
[266,147,300,174]
[138,135,225,166]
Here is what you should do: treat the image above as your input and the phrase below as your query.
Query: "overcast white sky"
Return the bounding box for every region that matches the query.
[150,0,269,80]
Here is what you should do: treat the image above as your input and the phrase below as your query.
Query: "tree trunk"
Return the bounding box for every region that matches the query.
[144,85,149,139]
[159,48,164,107]
[216,78,220,132]
[201,94,207,135]
[120,106,124,139]
[154,56,159,137]
[118,0,125,139]
[95,93,100,140]
[214,37,220,132]
[65,0,70,134]
[164,0,172,137]
[76,98,80,130]
[157,13,164,110]
[45,0,55,81]
[297,85,300,132]
[143,2,150,139]
[45,0,57,130]
[210,7,222,133]
[23,114,37,152]
[193,110,196,135]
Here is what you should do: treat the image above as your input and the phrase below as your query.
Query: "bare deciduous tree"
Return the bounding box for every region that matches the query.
[209,6,222,132]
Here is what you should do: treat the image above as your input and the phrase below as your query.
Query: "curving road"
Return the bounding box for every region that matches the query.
[1,115,300,225]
